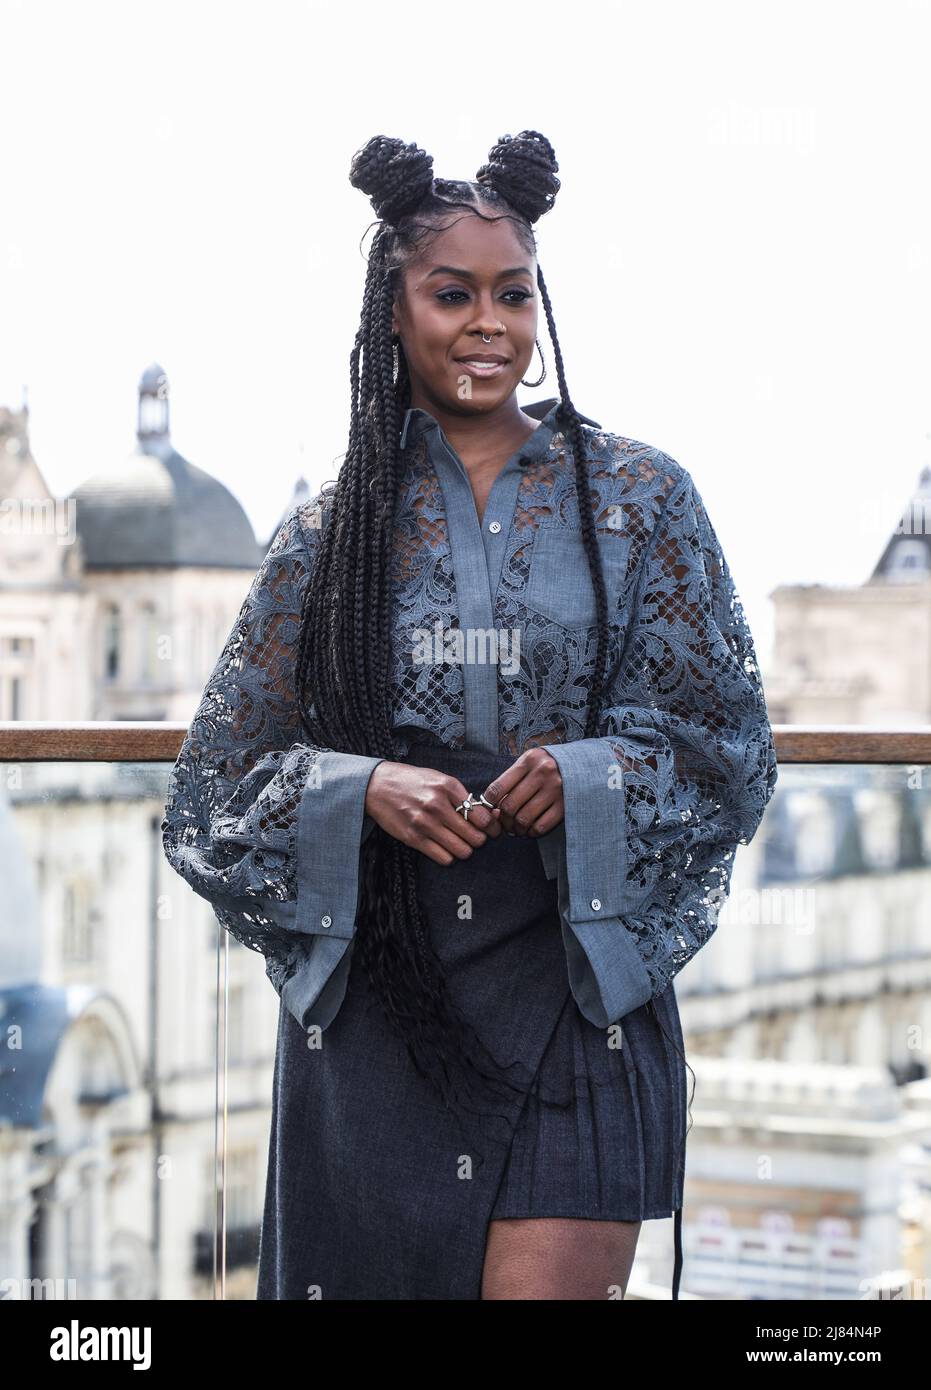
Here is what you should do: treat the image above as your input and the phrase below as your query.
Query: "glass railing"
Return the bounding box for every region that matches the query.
[1,722,929,1301]
[0,723,277,1302]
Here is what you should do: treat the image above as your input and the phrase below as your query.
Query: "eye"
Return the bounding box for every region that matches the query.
[435,289,533,305]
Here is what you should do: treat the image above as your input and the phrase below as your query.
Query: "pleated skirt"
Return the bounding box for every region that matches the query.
[256,741,688,1301]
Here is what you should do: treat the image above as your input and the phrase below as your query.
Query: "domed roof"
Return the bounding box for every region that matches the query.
[68,364,262,570]
[71,444,262,569]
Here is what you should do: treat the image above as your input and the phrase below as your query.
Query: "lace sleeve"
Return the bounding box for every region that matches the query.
[545,466,778,1024]
[160,502,385,1026]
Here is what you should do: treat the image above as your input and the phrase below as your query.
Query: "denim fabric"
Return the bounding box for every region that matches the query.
[526,520,632,629]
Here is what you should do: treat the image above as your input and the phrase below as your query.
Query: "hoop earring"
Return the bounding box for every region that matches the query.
[521,338,546,389]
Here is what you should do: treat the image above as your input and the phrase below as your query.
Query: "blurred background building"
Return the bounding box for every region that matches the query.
[765,464,931,727]
[0,365,303,1299]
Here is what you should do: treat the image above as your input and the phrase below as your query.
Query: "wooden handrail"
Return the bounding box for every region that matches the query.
[2,722,931,763]
[0,722,189,761]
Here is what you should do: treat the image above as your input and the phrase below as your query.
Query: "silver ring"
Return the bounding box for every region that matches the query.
[455,792,481,822]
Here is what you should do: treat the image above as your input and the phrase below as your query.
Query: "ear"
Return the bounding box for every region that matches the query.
[391,304,400,336]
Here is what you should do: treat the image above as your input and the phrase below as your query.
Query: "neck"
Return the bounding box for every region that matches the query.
[408,395,540,466]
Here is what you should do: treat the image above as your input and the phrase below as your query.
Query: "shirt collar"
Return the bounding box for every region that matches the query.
[398,398,571,458]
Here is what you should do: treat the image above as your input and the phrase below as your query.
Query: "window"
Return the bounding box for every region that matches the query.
[792,793,835,876]
[228,983,247,1064]
[63,878,99,962]
[202,1145,259,1232]
[226,1147,258,1230]
[1,634,35,718]
[887,538,930,581]
[103,604,120,681]
[139,601,159,683]
[856,790,901,871]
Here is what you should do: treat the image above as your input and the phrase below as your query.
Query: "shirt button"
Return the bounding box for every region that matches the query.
[590,898,602,912]
[488,520,501,533]
[321,914,332,929]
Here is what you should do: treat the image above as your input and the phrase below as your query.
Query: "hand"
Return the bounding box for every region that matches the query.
[364,762,503,865]
[480,747,564,838]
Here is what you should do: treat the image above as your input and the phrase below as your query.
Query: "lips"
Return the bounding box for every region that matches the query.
[454,354,510,365]
[455,358,509,380]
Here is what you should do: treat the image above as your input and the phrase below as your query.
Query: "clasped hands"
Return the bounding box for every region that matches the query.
[364,747,565,867]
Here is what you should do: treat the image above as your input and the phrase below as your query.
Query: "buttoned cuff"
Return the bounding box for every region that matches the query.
[550,820,653,1027]
[280,935,356,1032]
[536,820,565,880]
[247,751,382,1031]
[295,750,385,939]
[543,738,655,1025]
[558,913,653,1026]
[545,737,650,920]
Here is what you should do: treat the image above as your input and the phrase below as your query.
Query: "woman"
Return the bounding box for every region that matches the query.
[161,130,778,1301]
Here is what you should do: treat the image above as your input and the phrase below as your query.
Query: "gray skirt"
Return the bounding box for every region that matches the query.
[256,741,688,1300]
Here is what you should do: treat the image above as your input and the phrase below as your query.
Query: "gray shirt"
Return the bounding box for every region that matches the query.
[161,400,778,1034]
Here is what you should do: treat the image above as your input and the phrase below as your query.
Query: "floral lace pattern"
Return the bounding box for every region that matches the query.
[161,414,777,1004]
[161,512,328,993]
[595,467,777,994]
[389,447,465,750]
[498,433,672,754]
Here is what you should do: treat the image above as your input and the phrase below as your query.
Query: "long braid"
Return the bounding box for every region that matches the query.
[474,130,612,731]
[535,266,611,732]
[293,131,615,1129]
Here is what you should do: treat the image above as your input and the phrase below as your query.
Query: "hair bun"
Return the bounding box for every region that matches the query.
[475,130,560,224]
[349,135,434,225]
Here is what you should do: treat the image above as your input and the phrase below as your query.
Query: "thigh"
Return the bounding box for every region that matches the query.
[481,1217,642,1300]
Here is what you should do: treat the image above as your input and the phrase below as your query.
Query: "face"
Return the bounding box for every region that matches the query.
[391,213,538,419]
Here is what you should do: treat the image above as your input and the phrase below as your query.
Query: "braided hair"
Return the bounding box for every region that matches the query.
[294,131,613,1127]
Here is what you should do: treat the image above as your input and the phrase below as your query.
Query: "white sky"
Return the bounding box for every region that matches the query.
[2,0,929,672]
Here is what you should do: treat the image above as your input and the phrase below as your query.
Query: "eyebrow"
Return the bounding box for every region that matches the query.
[425,265,534,281]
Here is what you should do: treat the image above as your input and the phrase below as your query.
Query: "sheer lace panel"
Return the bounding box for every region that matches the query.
[161,503,330,993]
[390,436,465,752]
[596,468,778,993]
[498,429,677,756]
